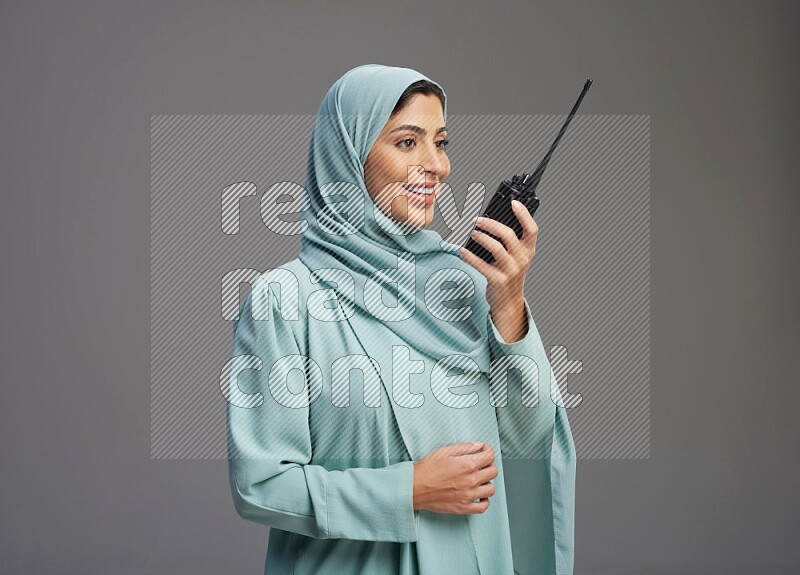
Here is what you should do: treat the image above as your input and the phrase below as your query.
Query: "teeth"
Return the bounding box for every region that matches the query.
[403,185,435,195]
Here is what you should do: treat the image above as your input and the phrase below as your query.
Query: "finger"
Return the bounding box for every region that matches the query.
[470,482,496,500]
[459,245,498,281]
[474,216,520,257]
[512,200,538,249]
[435,441,485,458]
[475,464,499,484]
[464,498,491,514]
[479,445,495,467]
[468,228,512,266]
[465,445,495,468]
[480,442,494,458]
[448,441,485,456]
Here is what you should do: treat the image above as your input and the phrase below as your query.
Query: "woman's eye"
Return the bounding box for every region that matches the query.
[395,138,449,150]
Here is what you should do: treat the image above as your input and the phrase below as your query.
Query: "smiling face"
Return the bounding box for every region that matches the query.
[364,94,450,228]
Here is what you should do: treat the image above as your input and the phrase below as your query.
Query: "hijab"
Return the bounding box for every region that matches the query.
[297,64,493,375]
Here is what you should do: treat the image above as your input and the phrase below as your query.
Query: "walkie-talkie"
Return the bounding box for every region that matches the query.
[462,79,593,264]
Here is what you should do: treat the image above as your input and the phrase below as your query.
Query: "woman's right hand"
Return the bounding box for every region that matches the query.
[412,441,498,514]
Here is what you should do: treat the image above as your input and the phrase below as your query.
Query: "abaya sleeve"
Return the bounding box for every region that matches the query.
[226,275,419,543]
[486,296,577,575]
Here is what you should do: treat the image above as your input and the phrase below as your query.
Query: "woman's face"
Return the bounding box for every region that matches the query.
[364,94,450,228]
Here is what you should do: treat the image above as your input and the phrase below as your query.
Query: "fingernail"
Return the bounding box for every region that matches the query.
[511,200,521,210]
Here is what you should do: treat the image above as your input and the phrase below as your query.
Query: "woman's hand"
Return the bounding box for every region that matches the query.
[412,442,498,514]
[460,199,539,343]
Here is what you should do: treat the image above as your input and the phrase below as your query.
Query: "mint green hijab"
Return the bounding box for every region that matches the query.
[298,64,493,374]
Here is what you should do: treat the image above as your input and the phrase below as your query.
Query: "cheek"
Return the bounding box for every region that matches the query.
[368,153,409,191]
[382,153,411,181]
[365,165,396,204]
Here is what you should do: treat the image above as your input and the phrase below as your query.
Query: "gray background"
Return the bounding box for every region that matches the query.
[1,0,797,573]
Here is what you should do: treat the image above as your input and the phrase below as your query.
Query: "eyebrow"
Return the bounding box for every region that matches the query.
[388,124,447,136]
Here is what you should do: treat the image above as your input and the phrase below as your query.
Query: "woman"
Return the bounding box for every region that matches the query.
[226,64,576,574]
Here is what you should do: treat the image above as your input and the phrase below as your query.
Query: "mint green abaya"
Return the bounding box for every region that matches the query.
[226,64,576,574]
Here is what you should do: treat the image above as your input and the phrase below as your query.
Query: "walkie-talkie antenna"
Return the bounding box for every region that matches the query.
[462,78,594,264]
[519,78,593,197]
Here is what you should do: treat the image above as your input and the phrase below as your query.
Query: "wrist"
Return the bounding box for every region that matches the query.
[489,296,527,344]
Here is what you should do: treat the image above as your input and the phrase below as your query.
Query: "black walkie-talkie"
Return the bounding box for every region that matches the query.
[462,79,592,264]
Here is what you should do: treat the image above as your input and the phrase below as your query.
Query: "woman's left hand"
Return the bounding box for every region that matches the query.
[459,199,538,342]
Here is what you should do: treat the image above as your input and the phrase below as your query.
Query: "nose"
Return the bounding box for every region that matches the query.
[415,146,446,186]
